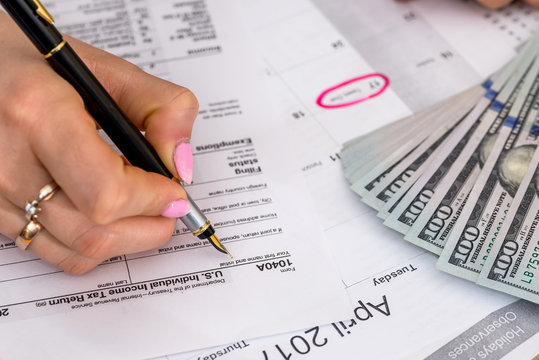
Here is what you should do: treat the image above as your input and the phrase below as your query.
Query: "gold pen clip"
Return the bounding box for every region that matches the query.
[33,0,55,25]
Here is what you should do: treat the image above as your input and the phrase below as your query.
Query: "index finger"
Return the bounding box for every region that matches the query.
[19,81,187,224]
[70,37,199,178]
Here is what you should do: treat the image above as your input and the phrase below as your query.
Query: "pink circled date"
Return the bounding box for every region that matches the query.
[316,73,390,109]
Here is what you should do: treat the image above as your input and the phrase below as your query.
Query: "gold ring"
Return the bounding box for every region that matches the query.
[24,181,59,221]
[16,218,43,250]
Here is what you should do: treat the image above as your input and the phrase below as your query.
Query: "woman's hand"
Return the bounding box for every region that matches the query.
[0,11,198,274]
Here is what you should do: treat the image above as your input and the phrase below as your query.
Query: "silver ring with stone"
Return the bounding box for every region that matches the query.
[24,181,59,221]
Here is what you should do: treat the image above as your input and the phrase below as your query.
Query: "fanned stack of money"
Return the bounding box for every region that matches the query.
[342,32,539,304]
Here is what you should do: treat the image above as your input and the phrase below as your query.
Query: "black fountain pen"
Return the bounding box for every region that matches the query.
[1,0,231,256]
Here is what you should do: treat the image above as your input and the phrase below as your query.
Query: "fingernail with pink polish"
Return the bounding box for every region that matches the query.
[161,199,191,218]
[174,141,193,184]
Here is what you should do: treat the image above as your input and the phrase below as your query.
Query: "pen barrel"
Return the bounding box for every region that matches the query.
[47,43,174,178]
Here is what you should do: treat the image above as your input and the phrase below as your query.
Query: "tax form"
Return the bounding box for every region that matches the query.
[164,0,539,359]
[0,1,352,359]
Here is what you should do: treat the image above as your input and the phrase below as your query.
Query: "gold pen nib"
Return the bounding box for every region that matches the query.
[209,234,233,258]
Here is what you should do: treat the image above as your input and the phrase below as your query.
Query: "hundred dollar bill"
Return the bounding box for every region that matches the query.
[342,32,539,188]
[340,89,470,170]
[405,53,539,255]
[344,51,530,197]
[437,69,539,281]
[345,100,455,188]
[341,105,434,172]
[476,144,539,304]
[380,41,538,234]
[341,108,422,176]
[342,97,461,179]
[349,86,495,205]
[343,114,428,185]
[348,129,425,196]
[359,86,484,211]
[379,112,482,226]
